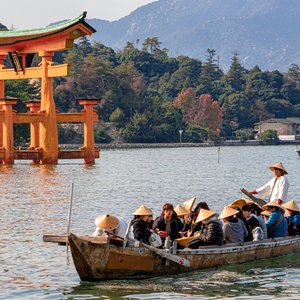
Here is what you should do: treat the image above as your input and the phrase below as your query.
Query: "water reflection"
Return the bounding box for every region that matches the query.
[1,146,300,299]
[64,254,300,299]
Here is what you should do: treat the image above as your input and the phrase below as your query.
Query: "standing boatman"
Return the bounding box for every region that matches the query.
[246,163,289,204]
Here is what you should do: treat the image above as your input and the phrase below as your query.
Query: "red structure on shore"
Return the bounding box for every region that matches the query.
[0,12,99,165]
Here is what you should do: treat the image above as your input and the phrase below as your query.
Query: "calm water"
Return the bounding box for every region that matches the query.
[1,145,300,300]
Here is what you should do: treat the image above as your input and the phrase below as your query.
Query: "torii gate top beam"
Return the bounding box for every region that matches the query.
[0,12,96,55]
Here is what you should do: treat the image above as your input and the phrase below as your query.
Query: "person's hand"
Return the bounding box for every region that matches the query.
[157,230,167,238]
[242,188,252,195]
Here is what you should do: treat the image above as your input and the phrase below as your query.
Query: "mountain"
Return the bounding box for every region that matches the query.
[87,0,300,71]
[0,23,8,31]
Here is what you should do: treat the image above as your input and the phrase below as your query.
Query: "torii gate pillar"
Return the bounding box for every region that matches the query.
[0,55,5,147]
[25,100,40,164]
[39,51,58,164]
[0,98,17,164]
[79,99,98,165]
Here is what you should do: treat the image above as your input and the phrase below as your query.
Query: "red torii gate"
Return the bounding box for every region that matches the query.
[0,12,99,165]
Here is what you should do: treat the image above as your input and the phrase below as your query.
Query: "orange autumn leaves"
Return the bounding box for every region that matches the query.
[174,88,223,133]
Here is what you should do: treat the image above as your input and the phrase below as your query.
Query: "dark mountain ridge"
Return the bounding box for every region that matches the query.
[87,0,300,71]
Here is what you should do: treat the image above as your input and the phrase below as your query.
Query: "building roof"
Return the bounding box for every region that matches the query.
[0,12,96,54]
[255,118,300,126]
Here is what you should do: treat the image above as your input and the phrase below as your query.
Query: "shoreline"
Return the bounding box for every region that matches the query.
[58,140,300,150]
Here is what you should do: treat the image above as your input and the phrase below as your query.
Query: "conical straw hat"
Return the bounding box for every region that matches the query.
[183,196,196,212]
[218,206,239,219]
[269,163,288,175]
[133,205,153,216]
[95,214,119,230]
[261,210,271,216]
[195,208,216,223]
[282,200,300,212]
[229,198,248,209]
[174,204,190,216]
[262,201,285,212]
[176,236,196,248]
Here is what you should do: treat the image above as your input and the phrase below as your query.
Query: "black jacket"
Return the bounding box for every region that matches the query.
[188,219,224,249]
[132,218,151,245]
[153,215,181,241]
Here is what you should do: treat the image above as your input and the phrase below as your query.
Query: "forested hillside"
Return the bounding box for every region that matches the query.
[6,38,300,144]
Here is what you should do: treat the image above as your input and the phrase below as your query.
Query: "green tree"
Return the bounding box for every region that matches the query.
[184,125,209,143]
[198,49,223,98]
[223,51,246,92]
[265,98,294,118]
[287,64,300,83]
[122,113,154,142]
[109,107,125,126]
[260,129,280,145]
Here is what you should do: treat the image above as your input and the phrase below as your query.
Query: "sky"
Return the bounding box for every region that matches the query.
[1,0,157,30]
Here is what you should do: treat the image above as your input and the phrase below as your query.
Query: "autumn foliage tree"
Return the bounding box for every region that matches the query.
[174,89,223,132]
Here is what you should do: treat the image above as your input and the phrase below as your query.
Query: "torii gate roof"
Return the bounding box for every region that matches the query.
[0,12,96,54]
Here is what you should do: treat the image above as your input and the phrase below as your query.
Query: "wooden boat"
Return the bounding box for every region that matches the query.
[67,233,300,281]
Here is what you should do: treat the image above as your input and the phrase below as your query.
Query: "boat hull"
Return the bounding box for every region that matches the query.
[68,233,300,281]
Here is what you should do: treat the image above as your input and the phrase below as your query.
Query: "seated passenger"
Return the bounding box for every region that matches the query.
[153,203,182,241]
[282,200,300,236]
[250,202,268,239]
[262,201,287,238]
[132,205,154,245]
[93,214,128,239]
[174,204,191,236]
[191,202,210,235]
[187,209,224,248]
[219,206,248,244]
[241,204,255,241]
[248,216,264,241]
[192,202,210,223]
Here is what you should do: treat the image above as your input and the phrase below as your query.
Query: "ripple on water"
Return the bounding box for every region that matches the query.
[1,146,300,299]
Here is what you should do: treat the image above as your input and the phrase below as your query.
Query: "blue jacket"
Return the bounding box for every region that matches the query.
[287,212,300,227]
[266,210,287,238]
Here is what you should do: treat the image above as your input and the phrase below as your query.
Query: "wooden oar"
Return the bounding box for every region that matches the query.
[104,230,191,268]
[240,188,267,207]
[137,240,191,267]
[66,182,74,265]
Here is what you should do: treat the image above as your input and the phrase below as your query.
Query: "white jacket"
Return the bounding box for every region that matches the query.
[256,176,289,202]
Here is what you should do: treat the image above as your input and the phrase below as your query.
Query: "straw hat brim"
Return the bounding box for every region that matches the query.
[195,209,216,223]
[174,204,190,216]
[133,205,153,216]
[176,236,196,248]
[229,199,248,209]
[282,200,300,212]
[95,214,119,230]
[261,210,271,216]
[219,206,239,219]
[183,197,196,212]
[269,163,288,175]
[262,201,285,212]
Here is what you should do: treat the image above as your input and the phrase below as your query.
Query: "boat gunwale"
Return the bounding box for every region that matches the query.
[177,235,300,255]
[71,234,300,256]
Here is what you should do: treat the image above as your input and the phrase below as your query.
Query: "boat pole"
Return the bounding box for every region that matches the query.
[66,182,74,265]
